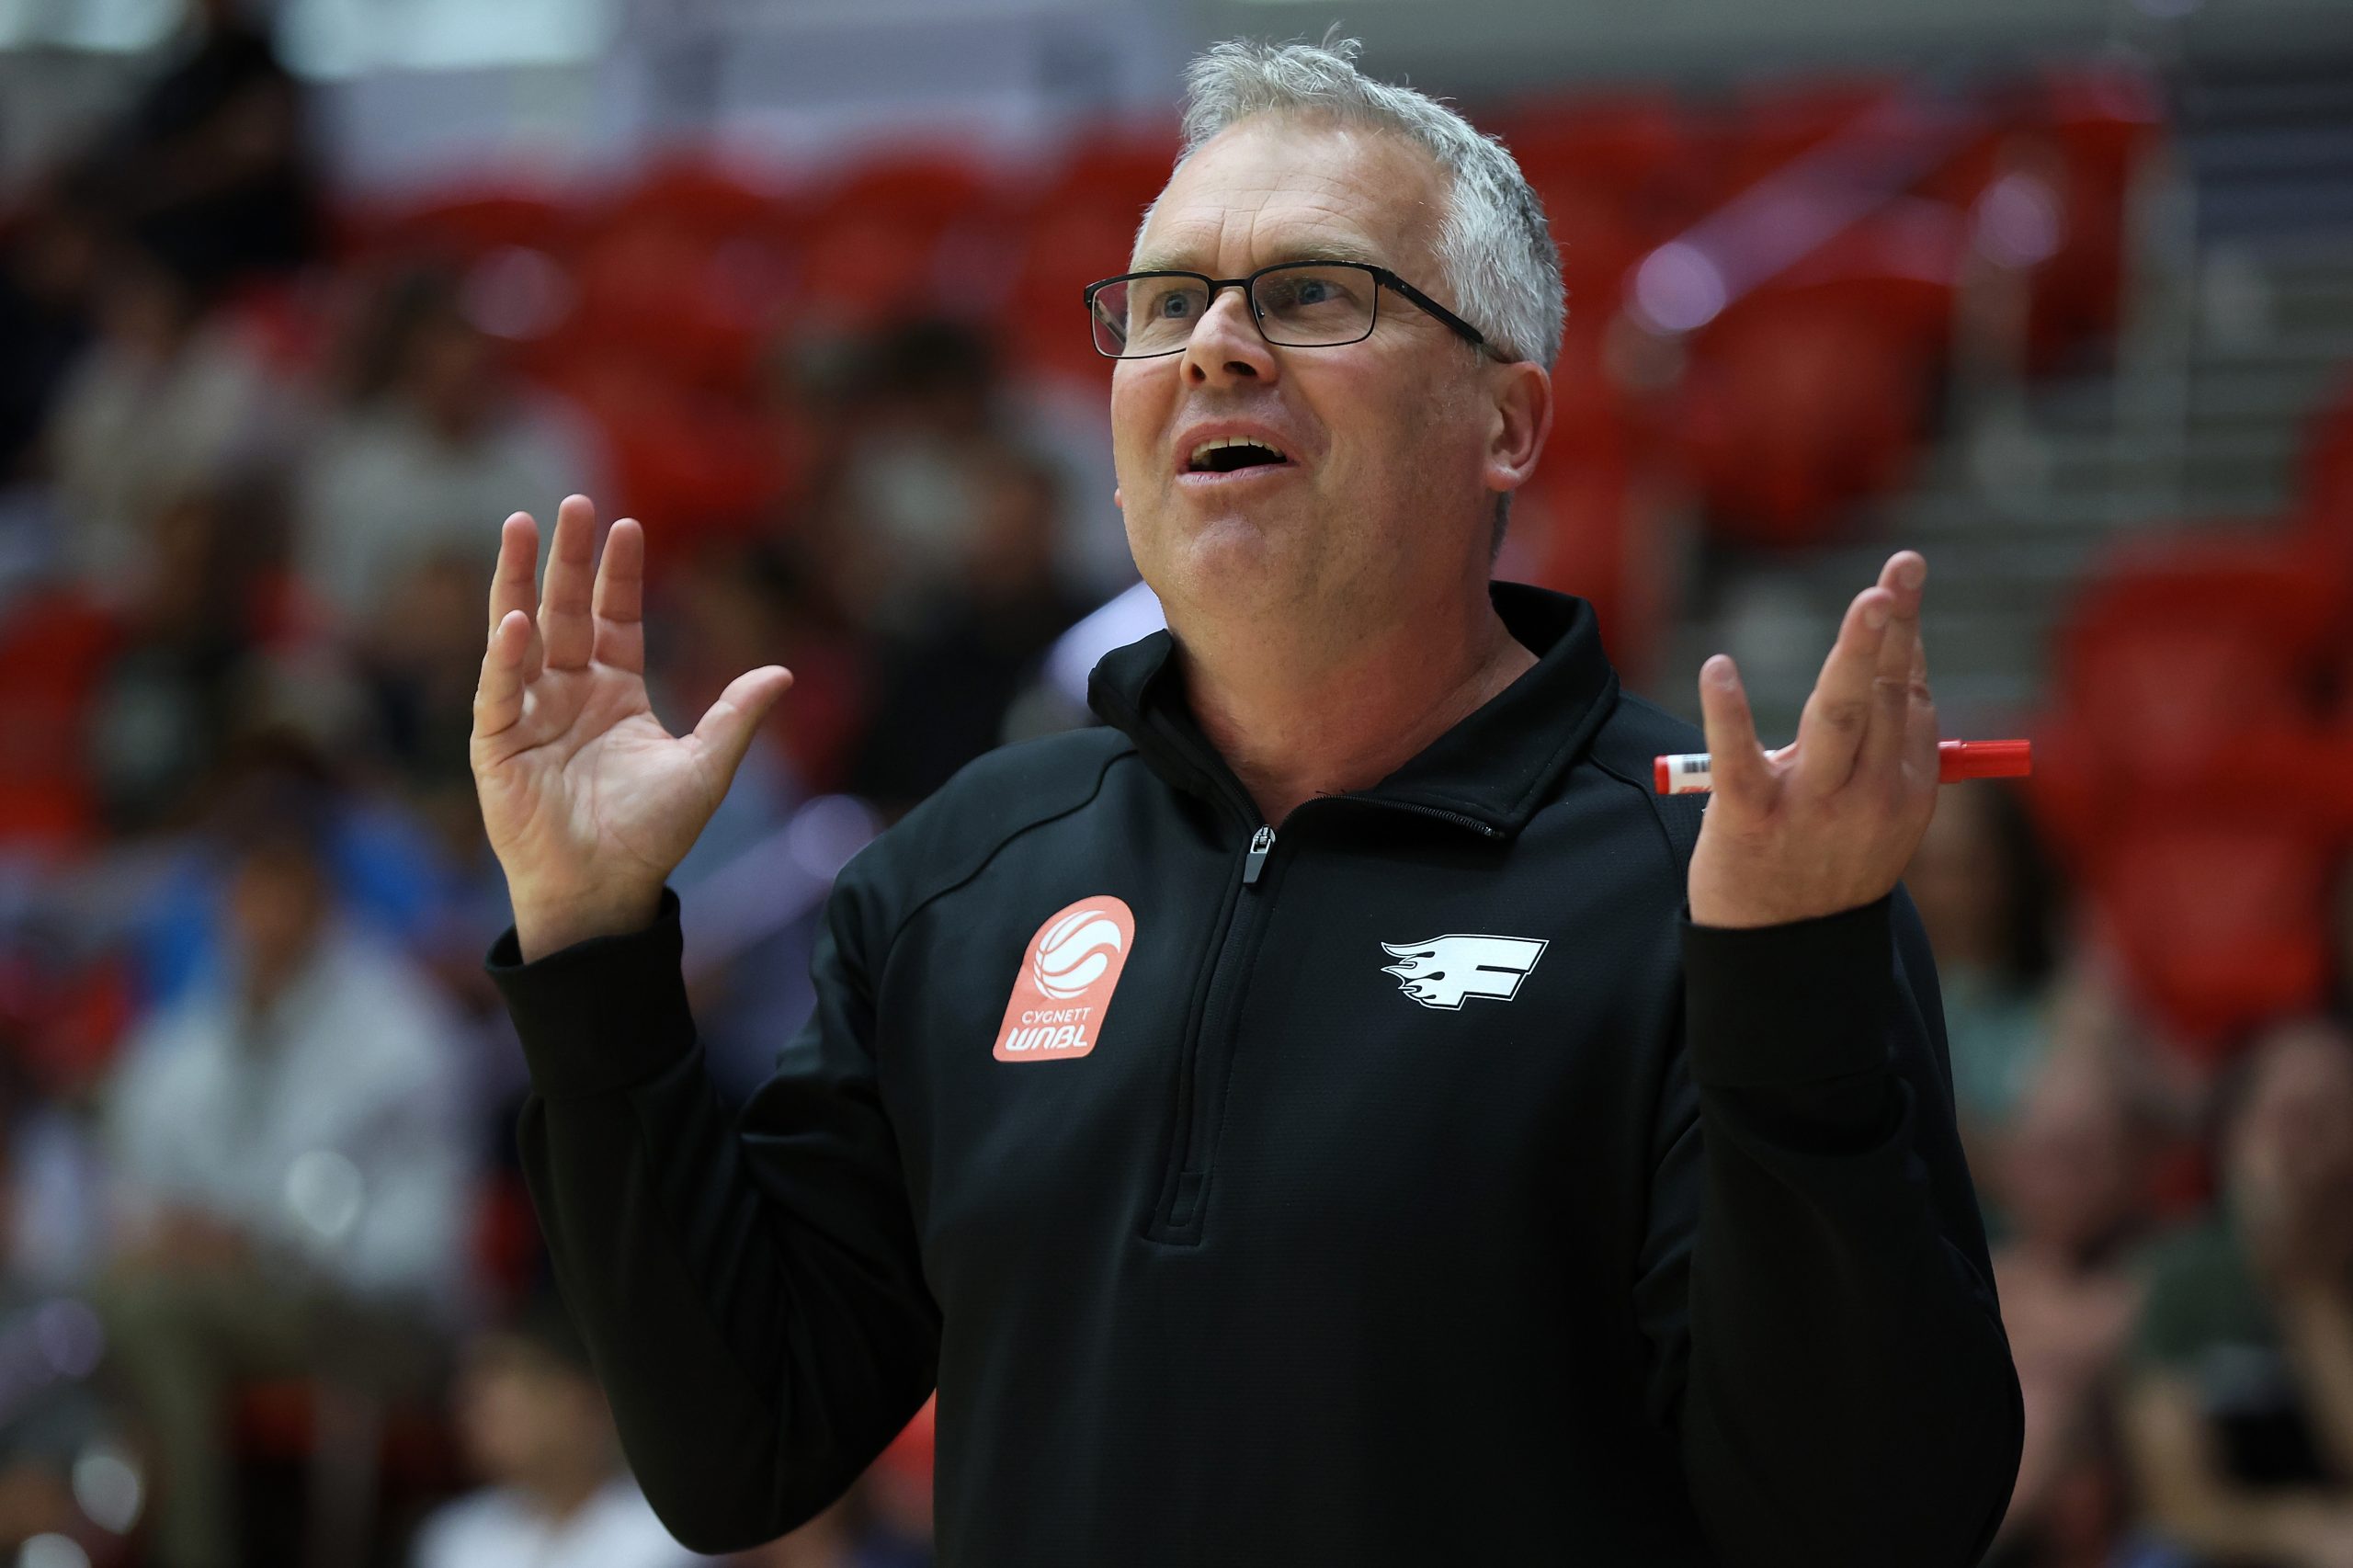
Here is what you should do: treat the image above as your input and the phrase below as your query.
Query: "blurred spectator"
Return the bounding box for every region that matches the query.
[362,548,504,803]
[844,451,1090,816]
[82,481,276,837]
[1906,780,2063,1172]
[93,771,476,1568]
[734,530,881,799]
[2121,1020,2353,1568]
[0,179,103,487]
[81,0,318,294]
[412,1291,706,1568]
[354,550,529,1037]
[822,320,1011,634]
[45,239,280,599]
[1988,1051,2154,1566]
[293,267,601,633]
[123,730,480,1031]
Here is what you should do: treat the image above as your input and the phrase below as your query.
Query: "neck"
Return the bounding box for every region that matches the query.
[1175,583,1535,828]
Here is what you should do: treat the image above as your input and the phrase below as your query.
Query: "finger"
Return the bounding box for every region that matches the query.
[1695,654,1773,805]
[1901,607,1939,780]
[473,609,534,741]
[1859,551,1928,782]
[488,512,538,636]
[488,513,546,681]
[539,494,598,670]
[1793,585,1894,794]
[591,517,646,676]
[689,665,795,781]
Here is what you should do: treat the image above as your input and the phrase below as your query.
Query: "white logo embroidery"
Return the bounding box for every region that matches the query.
[1380,934,1549,1011]
[1032,908,1126,1001]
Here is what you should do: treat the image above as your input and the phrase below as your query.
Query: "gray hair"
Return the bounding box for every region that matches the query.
[1151,34,1563,554]
[1158,34,1563,371]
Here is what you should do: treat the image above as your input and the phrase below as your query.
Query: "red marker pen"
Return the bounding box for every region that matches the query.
[1653,738,2032,795]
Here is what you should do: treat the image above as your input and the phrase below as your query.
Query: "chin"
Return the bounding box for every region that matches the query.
[1146,519,1324,619]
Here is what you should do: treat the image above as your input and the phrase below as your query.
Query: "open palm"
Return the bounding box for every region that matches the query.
[470,494,792,959]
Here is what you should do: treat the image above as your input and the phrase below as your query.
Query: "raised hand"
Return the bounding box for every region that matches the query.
[1686,551,1938,929]
[470,494,793,960]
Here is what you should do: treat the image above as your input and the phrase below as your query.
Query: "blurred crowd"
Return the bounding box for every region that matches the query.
[0,6,2350,1568]
[0,5,1106,1565]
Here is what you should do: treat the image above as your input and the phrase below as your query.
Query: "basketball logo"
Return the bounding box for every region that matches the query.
[1032,908,1126,999]
[995,896,1137,1062]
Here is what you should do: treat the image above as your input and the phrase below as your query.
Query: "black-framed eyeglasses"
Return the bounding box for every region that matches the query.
[1083,260,1498,361]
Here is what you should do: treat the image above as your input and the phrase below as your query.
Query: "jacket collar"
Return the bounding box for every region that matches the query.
[1085,580,1620,840]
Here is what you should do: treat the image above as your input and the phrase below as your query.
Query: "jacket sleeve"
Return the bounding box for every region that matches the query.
[1633,889,2023,1568]
[483,870,939,1555]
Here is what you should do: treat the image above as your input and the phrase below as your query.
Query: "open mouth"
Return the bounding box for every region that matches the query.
[1187,437,1290,474]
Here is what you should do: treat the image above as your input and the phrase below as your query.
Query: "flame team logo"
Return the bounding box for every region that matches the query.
[1380,934,1548,1011]
[995,896,1136,1062]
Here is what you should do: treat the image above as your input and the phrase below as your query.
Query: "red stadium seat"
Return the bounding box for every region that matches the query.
[1531,178,1648,315]
[563,223,788,397]
[810,150,996,231]
[1004,202,1132,382]
[0,589,119,853]
[1501,413,1677,687]
[2080,808,2343,1054]
[1040,132,1180,218]
[2298,375,2353,571]
[1675,288,1935,547]
[1002,132,1181,381]
[2052,535,2344,771]
[555,349,798,546]
[790,150,1011,329]
[2023,64,2163,369]
[1720,74,1906,197]
[602,156,796,246]
[2030,533,2349,867]
[1489,89,1703,221]
[342,187,585,267]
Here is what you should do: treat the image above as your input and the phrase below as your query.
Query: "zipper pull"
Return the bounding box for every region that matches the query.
[1241,825,1276,887]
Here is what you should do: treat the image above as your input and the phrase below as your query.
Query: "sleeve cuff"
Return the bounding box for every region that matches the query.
[483,885,698,1100]
[1680,894,1894,1089]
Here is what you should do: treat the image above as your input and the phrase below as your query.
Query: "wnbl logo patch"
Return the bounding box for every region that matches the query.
[994,897,1137,1062]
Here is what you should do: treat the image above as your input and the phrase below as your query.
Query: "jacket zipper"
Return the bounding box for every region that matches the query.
[1241,824,1275,884]
[1151,801,1498,1242]
[1151,815,1280,1242]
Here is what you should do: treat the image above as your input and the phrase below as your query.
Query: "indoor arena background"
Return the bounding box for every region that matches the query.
[2,0,2352,1564]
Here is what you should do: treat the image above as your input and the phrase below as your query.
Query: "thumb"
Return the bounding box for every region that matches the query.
[690,665,794,780]
[1696,654,1772,806]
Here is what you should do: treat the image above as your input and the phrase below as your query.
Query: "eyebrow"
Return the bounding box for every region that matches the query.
[1127,237,1392,275]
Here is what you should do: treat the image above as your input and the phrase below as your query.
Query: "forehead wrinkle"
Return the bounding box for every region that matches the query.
[1133,192,1421,277]
[1131,124,1445,278]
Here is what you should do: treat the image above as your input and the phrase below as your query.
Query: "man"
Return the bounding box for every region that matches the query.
[2122,1020,2353,1566]
[413,1292,705,1568]
[471,37,2021,1566]
[100,775,474,1568]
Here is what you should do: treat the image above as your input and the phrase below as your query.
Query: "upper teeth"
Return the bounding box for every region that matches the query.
[1191,437,1285,465]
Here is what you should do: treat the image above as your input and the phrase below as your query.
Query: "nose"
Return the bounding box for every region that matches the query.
[1181,285,1278,388]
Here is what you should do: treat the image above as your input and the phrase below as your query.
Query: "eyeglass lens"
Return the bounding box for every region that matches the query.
[1091,265,1378,358]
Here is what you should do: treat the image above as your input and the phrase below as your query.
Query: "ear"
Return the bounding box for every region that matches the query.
[1113,485,1123,510]
[1481,359,1553,504]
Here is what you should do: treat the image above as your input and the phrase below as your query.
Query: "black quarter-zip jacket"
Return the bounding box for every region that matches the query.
[485,580,2023,1567]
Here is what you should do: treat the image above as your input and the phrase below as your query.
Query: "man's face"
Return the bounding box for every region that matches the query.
[2232,1026,2353,1207]
[453,1338,613,1487]
[1110,116,1497,634]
